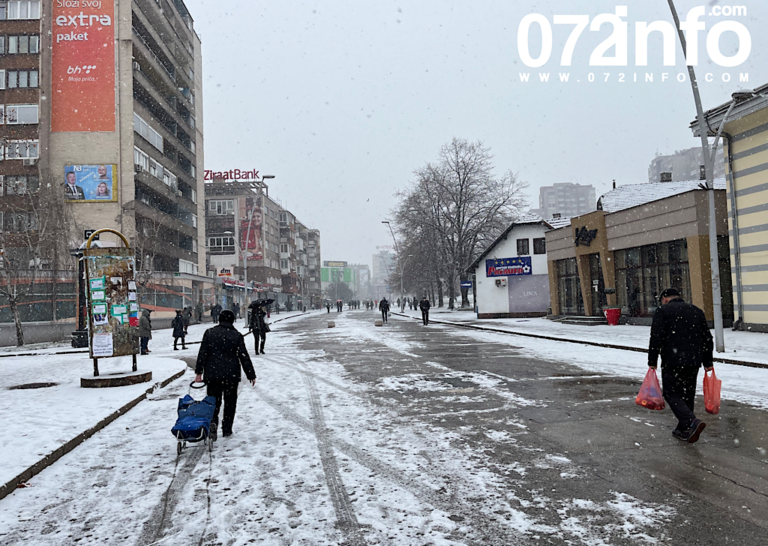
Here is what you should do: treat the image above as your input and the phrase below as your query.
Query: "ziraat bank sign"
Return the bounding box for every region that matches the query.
[205,169,261,181]
[52,0,115,132]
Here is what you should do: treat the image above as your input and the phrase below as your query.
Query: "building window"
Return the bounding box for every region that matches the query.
[208,199,234,215]
[6,69,38,88]
[614,240,691,318]
[6,211,37,232]
[533,238,546,255]
[190,188,196,203]
[133,113,163,152]
[149,158,162,178]
[280,259,288,270]
[516,238,530,256]
[6,1,40,20]
[556,258,584,315]
[0,70,4,89]
[5,140,38,159]
[5,104,38,124]
[134,147,149,171]
[7,35,38,54]
[3,175,38,195]
[178,259,197,274]
[208,236,235,254]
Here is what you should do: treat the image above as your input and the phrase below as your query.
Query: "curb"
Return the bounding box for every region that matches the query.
[0,367,187,502]
[392,313,768,371]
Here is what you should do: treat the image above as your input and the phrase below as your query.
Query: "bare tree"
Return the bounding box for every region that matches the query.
[394,138,527,308]
[0,175,74,345]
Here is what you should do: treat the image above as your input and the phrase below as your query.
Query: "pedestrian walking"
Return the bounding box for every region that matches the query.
[172,310,187,350]
[326,302,331,313]
[182,306,192,334]
[194,310,256,439]
[419,296,431,325]
[248,300,270,354]
[195,301,204,323]
[648,288,714,443]
[211,303,222,323]
[138,309,152,355]
[379,298,390,323]
[232,302,240,320]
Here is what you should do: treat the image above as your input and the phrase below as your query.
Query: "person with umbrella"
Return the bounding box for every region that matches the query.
[248,298,272,355]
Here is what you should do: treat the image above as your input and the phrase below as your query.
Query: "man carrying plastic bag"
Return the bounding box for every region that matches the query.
[647,288,714,444]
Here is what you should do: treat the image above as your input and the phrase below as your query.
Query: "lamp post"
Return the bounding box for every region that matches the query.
[666,0,725,352]
[382,221,407,311]
[243,175,274,308]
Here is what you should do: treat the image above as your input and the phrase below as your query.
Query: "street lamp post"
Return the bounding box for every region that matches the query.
[242,175,274,310]
[666,1,725,352]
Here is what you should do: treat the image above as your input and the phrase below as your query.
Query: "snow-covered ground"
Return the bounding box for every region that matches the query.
[394,310,768,410]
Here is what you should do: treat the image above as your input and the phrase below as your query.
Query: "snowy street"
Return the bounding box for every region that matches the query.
[2,309,767,545]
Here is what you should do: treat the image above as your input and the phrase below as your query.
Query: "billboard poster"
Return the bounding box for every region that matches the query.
[240,198,263,261]
[63,164,118,202]
[486,257,532,277]
[507,275,550,314]
[52,0,116,132]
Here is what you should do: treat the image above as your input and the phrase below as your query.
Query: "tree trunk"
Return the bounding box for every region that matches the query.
[460,272,470,307]
[10,299,24,346]
[437,277,444,307]
[448,276,456,310]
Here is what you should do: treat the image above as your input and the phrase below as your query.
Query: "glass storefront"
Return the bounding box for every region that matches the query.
[556,257,584,315]
[615,240,690,317]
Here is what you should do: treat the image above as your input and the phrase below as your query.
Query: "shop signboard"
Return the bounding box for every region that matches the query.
[52,0,115,132]
[486,257,532,277]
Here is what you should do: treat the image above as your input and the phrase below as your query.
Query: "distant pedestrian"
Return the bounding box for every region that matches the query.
[172,310,187,350]
[194,310,256,440]
[379,298,390,323]
[233,302,240,320]
[211,303,222,323]
[195,302,203,323]
[648,288,714,444]
[419,296,431,325]
[138,309,152,355]
[182,307,192,334]
[248,300,270,355]
[326,302,331,313]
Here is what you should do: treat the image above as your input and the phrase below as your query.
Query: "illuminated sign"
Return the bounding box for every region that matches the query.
[204,169,260,181]
[52,1,115,132]
[486,257,532,277]
[324,261,347,267]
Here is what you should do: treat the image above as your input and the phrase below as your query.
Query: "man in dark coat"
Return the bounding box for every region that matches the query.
[419,296,431,325]
[379,298,390,323]
[211,303,222,323]
[171,309,187,350]
[138,309,152,355]
[248,300,270,354]
[648,288,714,444]
[194,310,255,439]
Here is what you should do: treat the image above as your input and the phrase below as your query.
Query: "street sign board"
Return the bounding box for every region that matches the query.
[460,281,473,288]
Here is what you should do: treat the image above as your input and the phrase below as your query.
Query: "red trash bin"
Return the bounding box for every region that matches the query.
[603,307,621,326]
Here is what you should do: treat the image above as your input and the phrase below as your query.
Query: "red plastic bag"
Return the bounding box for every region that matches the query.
[703,368,722,415]
[636,368,665,410]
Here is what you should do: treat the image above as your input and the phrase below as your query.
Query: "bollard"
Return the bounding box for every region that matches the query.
[374,319,383,327]
[327,321,335,328]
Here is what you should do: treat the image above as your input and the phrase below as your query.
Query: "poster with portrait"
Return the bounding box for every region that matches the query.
[240,197,264,262]
[63,165,118,202]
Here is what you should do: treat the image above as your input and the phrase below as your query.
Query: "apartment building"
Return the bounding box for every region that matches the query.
[532,183,596,220]
[0,0,207,320]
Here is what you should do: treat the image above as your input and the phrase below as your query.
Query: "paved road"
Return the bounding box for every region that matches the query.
[1,310,766,545]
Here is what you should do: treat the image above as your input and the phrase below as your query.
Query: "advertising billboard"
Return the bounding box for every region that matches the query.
[63,164,118,202]
[507,275,550,315]
[52,0,116,132]
[240,198,263,261]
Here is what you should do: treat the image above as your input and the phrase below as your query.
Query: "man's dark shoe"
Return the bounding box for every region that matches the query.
[672,428,689,441]
[210,423,218,442]
[222,431,233,438]
[687,419,706,444]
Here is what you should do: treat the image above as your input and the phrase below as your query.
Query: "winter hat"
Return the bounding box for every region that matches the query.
[659,288,681,299]
[219,310,235,323]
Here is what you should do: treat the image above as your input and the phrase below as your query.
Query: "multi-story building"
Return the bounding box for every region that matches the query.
[371,249,395,299]
[532,183,596,220]
[648,147,725,184]
[306,229,322,305]
[0,0,209,322]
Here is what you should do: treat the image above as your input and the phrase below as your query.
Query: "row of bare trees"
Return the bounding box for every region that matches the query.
[390,138,527,308]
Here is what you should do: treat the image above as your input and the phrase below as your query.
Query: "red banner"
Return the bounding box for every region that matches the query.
[52,1,116,132]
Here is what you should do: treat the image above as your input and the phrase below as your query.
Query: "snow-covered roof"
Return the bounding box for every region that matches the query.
[597,178,726,213]
[466,216,553,273]
[546,216,572,229]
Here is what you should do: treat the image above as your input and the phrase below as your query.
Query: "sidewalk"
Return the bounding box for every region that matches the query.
[396,308,768,369]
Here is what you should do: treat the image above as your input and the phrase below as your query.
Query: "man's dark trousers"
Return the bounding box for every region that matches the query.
[207,379,239,434]
[422,309,429,325]
[662,366,699,430]
[252,331,266,354]
[381,310,387,323]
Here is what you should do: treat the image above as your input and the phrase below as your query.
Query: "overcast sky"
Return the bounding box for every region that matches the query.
[185,0,768,267]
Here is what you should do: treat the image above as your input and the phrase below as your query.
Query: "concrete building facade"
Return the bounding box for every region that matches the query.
[532,183,596,220]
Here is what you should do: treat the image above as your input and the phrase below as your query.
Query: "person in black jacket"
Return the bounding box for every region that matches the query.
[171,310,187,350]
[379,298,390,323]
[648,288,714,444]
[419,296,431,325]
[248,300,270,354]
[194,310,256,439]
[211,303,222,324]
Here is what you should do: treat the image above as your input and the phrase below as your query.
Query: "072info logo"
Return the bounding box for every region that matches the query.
[517,5,751,83]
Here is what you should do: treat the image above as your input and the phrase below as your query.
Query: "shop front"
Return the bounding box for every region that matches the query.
[546,181,733,325]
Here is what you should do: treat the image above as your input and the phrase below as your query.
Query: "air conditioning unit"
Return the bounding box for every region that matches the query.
[134,164,143,173]
[23,159,37,166]
[175,189,182,197]
[133,61,141,71]
[495,278,507,288]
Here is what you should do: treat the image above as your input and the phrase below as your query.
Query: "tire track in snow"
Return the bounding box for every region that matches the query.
[300,370,367,546]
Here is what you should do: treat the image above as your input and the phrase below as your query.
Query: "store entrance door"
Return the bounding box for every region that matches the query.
[589,254,607,316]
